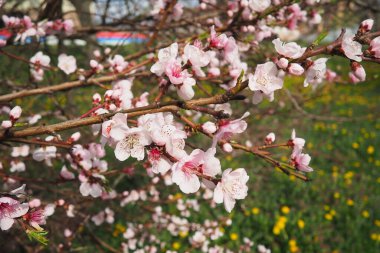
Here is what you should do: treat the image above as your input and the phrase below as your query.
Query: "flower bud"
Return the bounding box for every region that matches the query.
[70,132,81,142]
[288,63,304,76]
[277,58,289,69]
[360,19,374,33]
[202,121,217,134]
[222,143,233,153]
[1,120,12,129]
[265,132,276,144]
[92,93,101,103]
[9,106,22,121]
[351,62,366,82]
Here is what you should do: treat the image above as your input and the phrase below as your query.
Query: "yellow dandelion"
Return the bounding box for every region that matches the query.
[297,219,305,229]
[230,233,238,241]
[252,207,260,215]
[334,192,340,199]
[375,220,380,227]
[281,206,290,214]
[172,242,181,250]
[362,210,370,218]
[370,233,378,241]
[273,226,281,235]
[289,239,297,247]
[367,146,375,155]
[324,213,333,221]
[352,142,359,149]
[346,199,354,206]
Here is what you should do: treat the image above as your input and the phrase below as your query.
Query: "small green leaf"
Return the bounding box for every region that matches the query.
[26,229,49,246]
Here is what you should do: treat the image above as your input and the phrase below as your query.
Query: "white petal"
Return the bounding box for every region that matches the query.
[213,183,224,204]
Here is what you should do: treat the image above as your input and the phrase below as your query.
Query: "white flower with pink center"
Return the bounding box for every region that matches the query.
[108,55,128,73]
[0,196,29,230]
[290,129,305,157]
[209,26,228,49]
[172,148,221,194]
[249,0,271,12]
[114,127,152,161]
[292,153,313,172]
[248,62,284,104]
[369,36,380,58]
[150,43,178,76]
[213,168,249,212]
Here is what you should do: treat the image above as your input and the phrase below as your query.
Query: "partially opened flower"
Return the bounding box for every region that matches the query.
[213,112,249,147]
[342,32,362,62]
[290,129,305,157]
[303,58,328,87]
[213,168,249,212]
[272,38,306,59]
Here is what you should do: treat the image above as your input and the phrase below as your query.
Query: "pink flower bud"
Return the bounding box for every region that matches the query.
[349,72,360,84]
[92,93,101,103]
[70,132,81,142]
[277,58,289,69]
[104,48,111,55]
[288,63,304,76]
[223,143,233,153]
[1,120,12,129]
[369,36,380,58]
[360,19,374,32]
[0,39,6,47]
[9,105,22,120]
[202,121,217,134]
[351,62,366,82]
[57,199,65,206]
[93,50,101,58]
[29,198,41,208]
[265,132,276,144]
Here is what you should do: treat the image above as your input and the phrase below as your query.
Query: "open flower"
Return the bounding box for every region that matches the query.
[249,0,271,12]
[248,62,284,104]
[213,168,249,212]
[114,127,152,161]
[0,197,29,230]
[369,36,380,58]
[292,153,313,172]
[58,54,77,75]
[172,148,221,194]
[150,43,178,76]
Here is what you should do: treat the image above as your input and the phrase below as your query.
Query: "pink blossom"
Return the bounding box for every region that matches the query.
[9,105,22,120]
[10,161,26,173]
[114,127,152,161]
[58,54,77,75]
[183,43,210,76]
[288,63,304,76]
[11,145,29,157]
[202,121,217,134]
[248,62,284,104]
[109,55,128,73]
[60,165,75,180]
[209,26,228,49]
[351,62,366,82]
[369,36,380,58]
[148,148,172,174]
[265,132,275,144]
[359,19,374,33]
[277,58,289,69]
[1,120,12,129]
[150,43,178,76]
[79,173,105,198]
[222,143,233,153]
[213,112,249,147]
[30,51,50,69]
[325,69,337,82]
[172,148,221,194]
[0,196,29,230]
[24,209,46,230]
[303,58,328,87]
[272,38,306,59]
[0,39,6,47]
[292,153,313,172]
[249,0,271,12]
[213,168,249,212]
[342,32,362,62]
[290,129,305,157]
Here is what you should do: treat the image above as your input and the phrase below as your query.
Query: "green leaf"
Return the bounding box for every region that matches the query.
[26,229,49,246]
